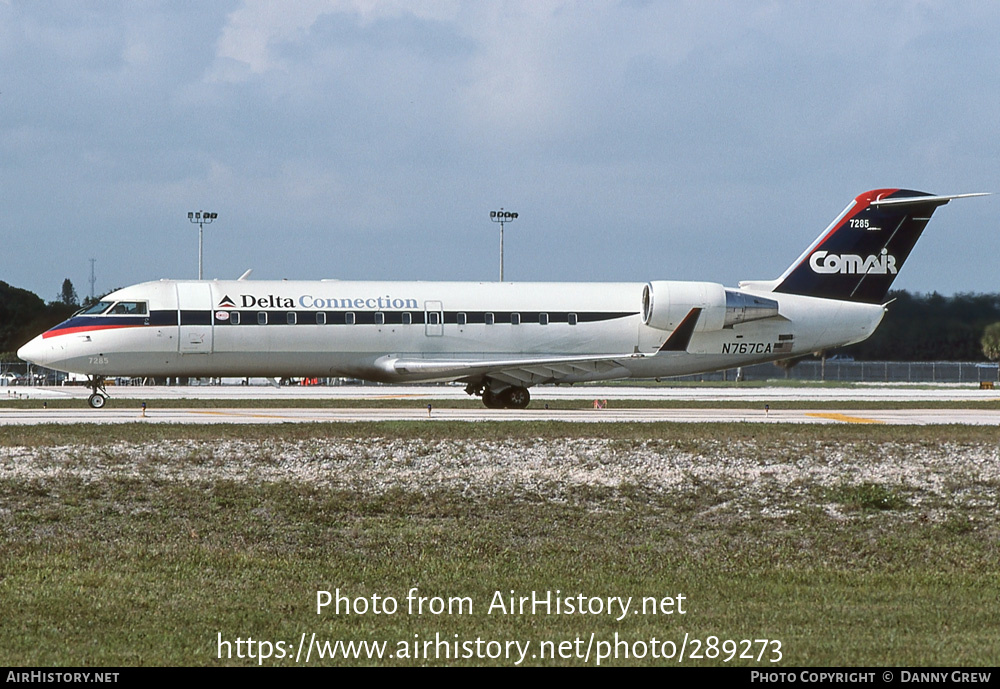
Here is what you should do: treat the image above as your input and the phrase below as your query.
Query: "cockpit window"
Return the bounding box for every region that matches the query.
[80,301,114,315]
[107,301,148,315]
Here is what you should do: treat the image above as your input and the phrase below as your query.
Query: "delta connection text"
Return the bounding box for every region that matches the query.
[237,293,419,310]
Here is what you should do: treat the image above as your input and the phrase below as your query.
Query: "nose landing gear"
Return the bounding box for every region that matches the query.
[87,376,109,409]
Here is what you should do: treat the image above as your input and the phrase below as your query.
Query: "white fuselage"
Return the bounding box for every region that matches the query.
[19,278,885,384]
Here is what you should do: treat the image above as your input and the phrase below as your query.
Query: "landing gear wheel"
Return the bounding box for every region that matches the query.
[86,375,109,409]
[501,386,530,409]
[482,388,504,409]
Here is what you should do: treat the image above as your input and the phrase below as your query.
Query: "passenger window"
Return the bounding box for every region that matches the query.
[568,313,578,326]
[511,313,520,325]
[287,312,297,325]
[257,312,267,325]
[485,313,494,325]
[375,312,384,325]
[316,312,326,325]
[230,312,240,325]
[457,313,467,326]
[346,312,356,325]
[539,313,549,325]
[428,312,440,325]
[402,313,412,325]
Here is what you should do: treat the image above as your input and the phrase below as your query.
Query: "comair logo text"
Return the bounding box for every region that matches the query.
[809,248,897,275]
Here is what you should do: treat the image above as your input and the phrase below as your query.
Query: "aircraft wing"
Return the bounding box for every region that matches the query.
[375,307,701,386]
[376,352,646,386]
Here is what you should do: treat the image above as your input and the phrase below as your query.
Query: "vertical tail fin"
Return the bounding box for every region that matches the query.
[768,189,986,303]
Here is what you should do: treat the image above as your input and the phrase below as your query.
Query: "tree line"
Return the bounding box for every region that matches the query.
[0,280,81,360]
[839,290,1000,361]
[2,281,1000,362]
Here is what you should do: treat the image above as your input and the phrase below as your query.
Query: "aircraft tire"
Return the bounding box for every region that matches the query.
[482,389,504,409]
[502,386,530,409]
[88,393,107,409]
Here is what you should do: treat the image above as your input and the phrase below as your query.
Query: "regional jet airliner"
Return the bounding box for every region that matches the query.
[17,189,986,408]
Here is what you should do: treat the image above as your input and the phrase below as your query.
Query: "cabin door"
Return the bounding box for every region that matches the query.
[424,300,444,337]
[176,283,214,354]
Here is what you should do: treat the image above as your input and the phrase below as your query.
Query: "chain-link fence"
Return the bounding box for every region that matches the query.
[677,360,1000,384]
[1,361,59,385]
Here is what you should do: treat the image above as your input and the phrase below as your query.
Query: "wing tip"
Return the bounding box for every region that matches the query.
[659,308,702,352]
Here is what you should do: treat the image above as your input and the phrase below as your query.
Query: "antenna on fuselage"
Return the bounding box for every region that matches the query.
[237,269,252,281]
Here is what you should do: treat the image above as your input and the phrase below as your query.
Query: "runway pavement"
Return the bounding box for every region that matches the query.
[1,383,999,425]
[5,382,1000,402]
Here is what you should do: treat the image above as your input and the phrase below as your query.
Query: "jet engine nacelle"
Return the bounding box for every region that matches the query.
[643,281,780,331]
[643,281,727,332]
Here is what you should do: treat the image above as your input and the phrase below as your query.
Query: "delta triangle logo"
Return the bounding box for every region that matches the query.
[218,295,236,308]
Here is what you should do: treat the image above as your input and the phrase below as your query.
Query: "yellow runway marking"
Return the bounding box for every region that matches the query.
[806,412,884,424]
[190,410,302,420]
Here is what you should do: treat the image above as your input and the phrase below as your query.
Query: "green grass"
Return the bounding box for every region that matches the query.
[2,419,1000,448]
[828,482,911,511]
[1,424,998,666]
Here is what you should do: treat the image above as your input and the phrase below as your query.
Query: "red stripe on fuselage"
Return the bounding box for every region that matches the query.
[42,324,144,339]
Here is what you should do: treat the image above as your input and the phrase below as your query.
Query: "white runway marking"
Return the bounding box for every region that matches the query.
[1,406,999,426]
[2,384,998,425]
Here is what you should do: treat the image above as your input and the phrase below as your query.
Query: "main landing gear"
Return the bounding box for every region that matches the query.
[468,383,531,409]
[87,376,109,409]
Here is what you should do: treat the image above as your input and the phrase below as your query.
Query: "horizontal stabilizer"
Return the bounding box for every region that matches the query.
[870,192,989,207]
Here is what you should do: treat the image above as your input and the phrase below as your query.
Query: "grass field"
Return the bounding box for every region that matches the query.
[1,422,998,666]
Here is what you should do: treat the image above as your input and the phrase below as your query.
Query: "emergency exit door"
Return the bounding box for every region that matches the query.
[177,283,214,354]
[425,300,443,337]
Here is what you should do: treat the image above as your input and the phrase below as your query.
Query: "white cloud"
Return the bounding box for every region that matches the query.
[211,0,463,79]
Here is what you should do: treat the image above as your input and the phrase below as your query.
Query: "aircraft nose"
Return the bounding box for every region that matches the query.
[17,335,51,367]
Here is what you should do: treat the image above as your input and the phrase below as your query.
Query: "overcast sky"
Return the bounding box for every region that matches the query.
[2,1,997,302]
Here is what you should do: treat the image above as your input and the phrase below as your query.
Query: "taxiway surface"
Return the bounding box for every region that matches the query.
[5,382,1000,402]
[2,384,998,425]
[1,406,999,425]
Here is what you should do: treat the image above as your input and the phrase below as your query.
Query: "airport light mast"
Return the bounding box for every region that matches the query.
[187,211,218,280]
[489,208,517,281]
